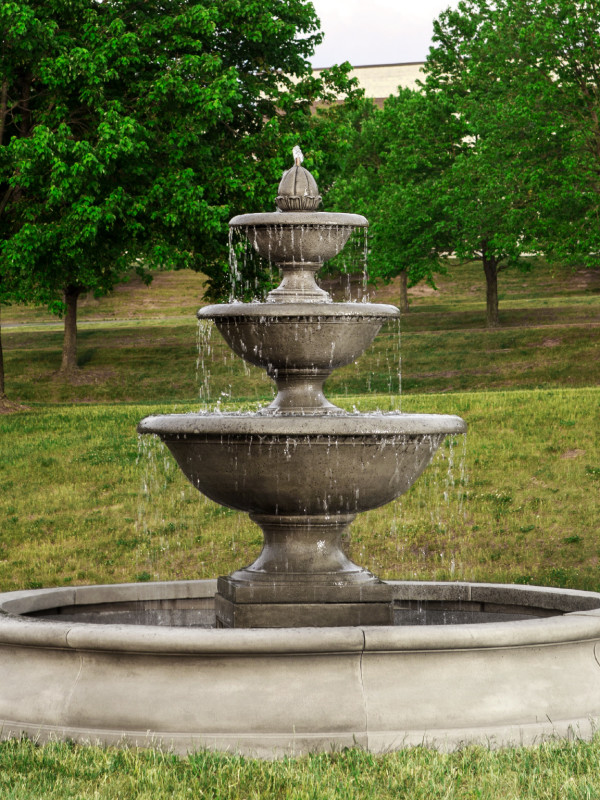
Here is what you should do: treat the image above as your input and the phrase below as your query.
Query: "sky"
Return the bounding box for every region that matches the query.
[309,0,460,68]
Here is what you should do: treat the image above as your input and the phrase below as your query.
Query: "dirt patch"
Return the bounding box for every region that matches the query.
[0,399,30,414]
[572,269,600,291]
[541,337,562,348]
[408,284,437,298]
[561,449,585,459]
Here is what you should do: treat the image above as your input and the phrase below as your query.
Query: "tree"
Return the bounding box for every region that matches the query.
[484,0,600,265]
[422,0,548,326]
[325,91,458,312]
[0,0,356,394]
[424,0,600,324]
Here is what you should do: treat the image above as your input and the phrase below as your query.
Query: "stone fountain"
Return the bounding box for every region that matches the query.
[138,148,465,629]
[1,152,600,756]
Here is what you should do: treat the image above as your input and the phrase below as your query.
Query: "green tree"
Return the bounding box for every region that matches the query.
[423,0,546,327]
[326,92,458,312]
[482,0,600,265]
[425,0,600,324]
[0,0,355,397]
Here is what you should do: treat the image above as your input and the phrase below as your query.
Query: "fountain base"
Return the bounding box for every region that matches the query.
[215,579,394,628]
[213,512,394,627]
[3,579,600,757]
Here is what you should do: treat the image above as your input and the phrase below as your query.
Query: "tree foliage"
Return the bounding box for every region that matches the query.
[328,0,600,326]
[325,93,458,312]
[0,0,356,389]
[425,0,600,323]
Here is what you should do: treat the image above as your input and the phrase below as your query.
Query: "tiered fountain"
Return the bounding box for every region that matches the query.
[138,147,465,629]
[1,152,600,756]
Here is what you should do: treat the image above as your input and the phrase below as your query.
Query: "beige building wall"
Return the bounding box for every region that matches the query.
[313,62,425,106]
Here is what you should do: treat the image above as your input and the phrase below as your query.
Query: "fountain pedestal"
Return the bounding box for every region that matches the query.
[215,583,395,628]
[214,513,393,627]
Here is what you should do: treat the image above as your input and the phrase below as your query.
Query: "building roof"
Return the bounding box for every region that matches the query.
[312,62,425,106]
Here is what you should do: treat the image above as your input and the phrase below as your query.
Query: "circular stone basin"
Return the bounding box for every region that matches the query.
[229,212,368,264]
[137,413,465,517]
[197,302,400,374]
[2,580,600,757]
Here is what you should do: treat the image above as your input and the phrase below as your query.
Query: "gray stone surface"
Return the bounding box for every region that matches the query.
[197,302,399,414]
[2,580,600,756]
[215,595,393,628]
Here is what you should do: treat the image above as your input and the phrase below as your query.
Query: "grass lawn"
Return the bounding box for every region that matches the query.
[1,389,598,592]
[1,259,598,404]
[0,260,599,795]
[4,736,600,799]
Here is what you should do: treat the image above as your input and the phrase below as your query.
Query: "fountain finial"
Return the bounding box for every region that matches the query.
[275,147,322,212]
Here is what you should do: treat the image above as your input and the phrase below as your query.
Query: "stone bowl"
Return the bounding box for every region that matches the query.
[197,302,400,374]
[137,414,466,517]
[229,212,368,265]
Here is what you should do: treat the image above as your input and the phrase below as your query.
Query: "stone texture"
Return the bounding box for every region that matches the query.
[215,595,393,628]
[3,581,600,757]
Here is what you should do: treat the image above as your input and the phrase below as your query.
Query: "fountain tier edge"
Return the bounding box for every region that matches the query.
[197,303,400,414]
[137,414,464,520]
[2,580,600,757]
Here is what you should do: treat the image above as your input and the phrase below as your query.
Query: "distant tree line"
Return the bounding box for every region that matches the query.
[327,0,600,326]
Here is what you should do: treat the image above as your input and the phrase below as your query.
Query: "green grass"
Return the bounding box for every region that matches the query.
[4,736,600,799]
[1,270,209,324]
[3,313,599,404]
[1,260,600,788]
[2,259,598,403]
[1,388,598,592]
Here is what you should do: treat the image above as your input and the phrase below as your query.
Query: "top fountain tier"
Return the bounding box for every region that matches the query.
[230,154,367,304]
[230,213,367,303]
[203,152,387,414]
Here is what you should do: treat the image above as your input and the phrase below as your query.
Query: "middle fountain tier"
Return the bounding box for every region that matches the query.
[138,151,466,628]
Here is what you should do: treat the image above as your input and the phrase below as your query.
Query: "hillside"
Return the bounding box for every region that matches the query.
[1,259,599,404]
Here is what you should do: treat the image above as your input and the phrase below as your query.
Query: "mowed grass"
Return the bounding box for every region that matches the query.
[1,260,600,788]
[2,259,598,403]
[4,736,600,800]
[1,389,598,592]
[2,313,599,404]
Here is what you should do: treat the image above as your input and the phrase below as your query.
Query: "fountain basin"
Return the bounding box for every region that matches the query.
[137,414,465,518]
[198,302,399,373]
[2,579,600,757]
[230,212,368,265]
[198,303,400,413]
[138,414,466,609]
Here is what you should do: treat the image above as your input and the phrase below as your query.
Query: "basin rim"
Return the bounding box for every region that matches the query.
[198,302,400,320]
[229,212,368,228]
[2,581,600,655]
[137,412,467,438]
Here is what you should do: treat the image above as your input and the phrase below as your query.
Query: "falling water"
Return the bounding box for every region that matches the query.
[317,227,369,299]
[136,433,174,578]
[227,227,280,302]
[196,319,214,409]
[137,432,244,582]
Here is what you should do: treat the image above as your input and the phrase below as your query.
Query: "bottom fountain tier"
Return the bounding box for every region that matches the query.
[3,579,600,756]
[137,412,466,627]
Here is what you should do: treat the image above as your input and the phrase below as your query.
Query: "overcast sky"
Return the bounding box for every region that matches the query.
[309,0,460,67]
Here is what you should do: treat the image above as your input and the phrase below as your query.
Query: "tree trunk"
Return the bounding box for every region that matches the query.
[0,306,5,400]
[482,255,500,327]
[59,286,81,373]
[398,270,409,313]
